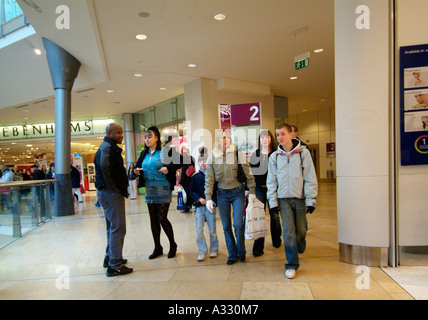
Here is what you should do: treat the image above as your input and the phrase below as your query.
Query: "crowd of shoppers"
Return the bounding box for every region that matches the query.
[1,122,317,279]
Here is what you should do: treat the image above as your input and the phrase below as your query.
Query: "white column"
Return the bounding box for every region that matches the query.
[335,0,392,264]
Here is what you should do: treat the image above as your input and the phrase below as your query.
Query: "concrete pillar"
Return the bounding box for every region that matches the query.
[43,37,81,217]
[123,113,136,168]
[334,0,394,266]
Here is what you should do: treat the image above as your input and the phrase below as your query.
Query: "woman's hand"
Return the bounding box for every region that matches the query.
[158,166,168,175]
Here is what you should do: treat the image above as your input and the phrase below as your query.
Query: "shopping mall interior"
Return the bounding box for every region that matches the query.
[1,0,428,301]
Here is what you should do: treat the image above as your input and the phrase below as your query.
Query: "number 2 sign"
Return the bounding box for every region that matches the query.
[230,103,261,126]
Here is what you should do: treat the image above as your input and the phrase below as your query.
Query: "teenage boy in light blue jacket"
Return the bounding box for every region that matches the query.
[267,123,318,279]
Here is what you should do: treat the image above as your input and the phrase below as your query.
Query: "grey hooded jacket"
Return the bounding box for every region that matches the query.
[267,139,318,208]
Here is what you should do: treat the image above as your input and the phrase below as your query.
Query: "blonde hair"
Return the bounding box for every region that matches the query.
[214,129,232,151]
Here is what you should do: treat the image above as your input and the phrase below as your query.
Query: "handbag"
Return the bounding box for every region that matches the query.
[80,183,86,194]
[236,150,247,183]
[185,165,195,177]
[245,197,269,240]
[177,189,186,211]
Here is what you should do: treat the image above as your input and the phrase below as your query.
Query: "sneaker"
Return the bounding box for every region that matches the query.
[197,252,207,261]
[106,265,133,277]
[285,269,296,279]
[103,257,128,268]
[209,251,218,258]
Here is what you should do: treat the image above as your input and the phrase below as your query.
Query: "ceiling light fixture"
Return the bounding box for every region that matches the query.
[314,48,324,53]
[160,87,166,91]
[290,76,298,80]
[106,89,114,93]
[134,73,143,77]
[214,14,226,21]
[187,63,197,68]
[34,48,42,55]
[136,34,148,40]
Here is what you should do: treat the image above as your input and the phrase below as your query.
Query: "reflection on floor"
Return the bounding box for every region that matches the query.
[0,182,420,300]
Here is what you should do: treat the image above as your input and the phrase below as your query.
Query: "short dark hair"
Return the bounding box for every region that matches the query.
[275,123,292,132]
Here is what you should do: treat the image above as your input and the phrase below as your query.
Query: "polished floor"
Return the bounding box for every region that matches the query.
[0,182,423,300]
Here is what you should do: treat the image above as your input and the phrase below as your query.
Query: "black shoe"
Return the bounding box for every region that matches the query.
[168,243,177,258]
[239,255,246,262]
[227,258,237,265]
[253,251,264,257]
[106,265,133,277]
[103,257,128,268]
[149,247,163,260]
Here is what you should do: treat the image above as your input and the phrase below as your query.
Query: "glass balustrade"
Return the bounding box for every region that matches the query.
[0,180,55,249]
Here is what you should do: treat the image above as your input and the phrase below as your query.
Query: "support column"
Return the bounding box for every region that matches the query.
[335,0,393,266]
[123,113,136,168]
[43,37,81,217]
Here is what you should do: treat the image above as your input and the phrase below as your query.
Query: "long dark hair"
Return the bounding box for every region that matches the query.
[258,130,278,152]
[143,126,162,155]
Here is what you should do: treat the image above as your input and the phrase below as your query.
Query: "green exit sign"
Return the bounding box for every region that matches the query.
[295,58,309,70]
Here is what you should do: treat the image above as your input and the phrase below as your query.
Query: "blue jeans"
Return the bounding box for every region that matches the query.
[278,198,307,270]
[217,187,246,260]
[195,206,219,254]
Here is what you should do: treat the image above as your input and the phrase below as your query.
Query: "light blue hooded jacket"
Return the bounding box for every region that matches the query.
[267,139,318,208]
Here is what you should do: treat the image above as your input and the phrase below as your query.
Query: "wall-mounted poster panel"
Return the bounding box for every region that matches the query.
[400,44,428,165]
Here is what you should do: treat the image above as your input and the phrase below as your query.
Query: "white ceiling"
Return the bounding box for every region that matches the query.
[0,0,334,164]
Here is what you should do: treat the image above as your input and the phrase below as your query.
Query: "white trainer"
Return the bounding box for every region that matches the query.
[285,269,296,279]
[197,253,207,261]
[209,251,218,258]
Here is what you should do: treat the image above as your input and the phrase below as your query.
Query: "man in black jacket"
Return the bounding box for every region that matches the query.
[94,123,133,277]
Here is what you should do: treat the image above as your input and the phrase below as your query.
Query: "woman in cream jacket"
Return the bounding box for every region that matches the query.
[205,129,255,265]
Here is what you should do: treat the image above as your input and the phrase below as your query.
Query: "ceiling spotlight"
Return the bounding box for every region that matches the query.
[34,48,42,55]
[187,63,197,68]
[314,48,324,53]
[134,73,143,77]
[138,12,150,18]
[290,76,298,80]
[136,34,148,40]
[160,87,166,91]
[106,89,114,93]
[214,14,226,21]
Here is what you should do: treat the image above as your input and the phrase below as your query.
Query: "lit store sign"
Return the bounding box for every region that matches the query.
[0,119,112,141]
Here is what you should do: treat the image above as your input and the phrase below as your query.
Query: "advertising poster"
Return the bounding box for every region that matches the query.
[400,44,428,165]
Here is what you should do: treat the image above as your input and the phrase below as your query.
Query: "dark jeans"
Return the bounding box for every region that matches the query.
[97,189,126,269]
[252,186,282,255]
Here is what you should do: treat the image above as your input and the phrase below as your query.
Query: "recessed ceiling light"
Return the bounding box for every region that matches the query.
[138,12,150,18]
[314,48,324,53]
[302,109,307,112]
[214,14,226,21]
[160,87,166,91]
[187,63,197,68]
[106,89,114,93]
[134,73,143,77]
[136,34,148,40]
[290,76,298,80]
[34,48,42,55]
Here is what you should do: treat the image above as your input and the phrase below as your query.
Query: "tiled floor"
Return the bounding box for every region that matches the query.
[0,182,420,300]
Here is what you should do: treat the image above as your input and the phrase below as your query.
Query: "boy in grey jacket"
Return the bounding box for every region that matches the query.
[267,123,318,279]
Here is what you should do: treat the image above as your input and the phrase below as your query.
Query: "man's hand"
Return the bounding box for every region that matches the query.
[306,206,315,214]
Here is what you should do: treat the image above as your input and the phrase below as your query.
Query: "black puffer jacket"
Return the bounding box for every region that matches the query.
[94,136,129,198]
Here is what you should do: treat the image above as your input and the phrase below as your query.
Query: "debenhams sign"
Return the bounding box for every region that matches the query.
[0,119,111,141]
